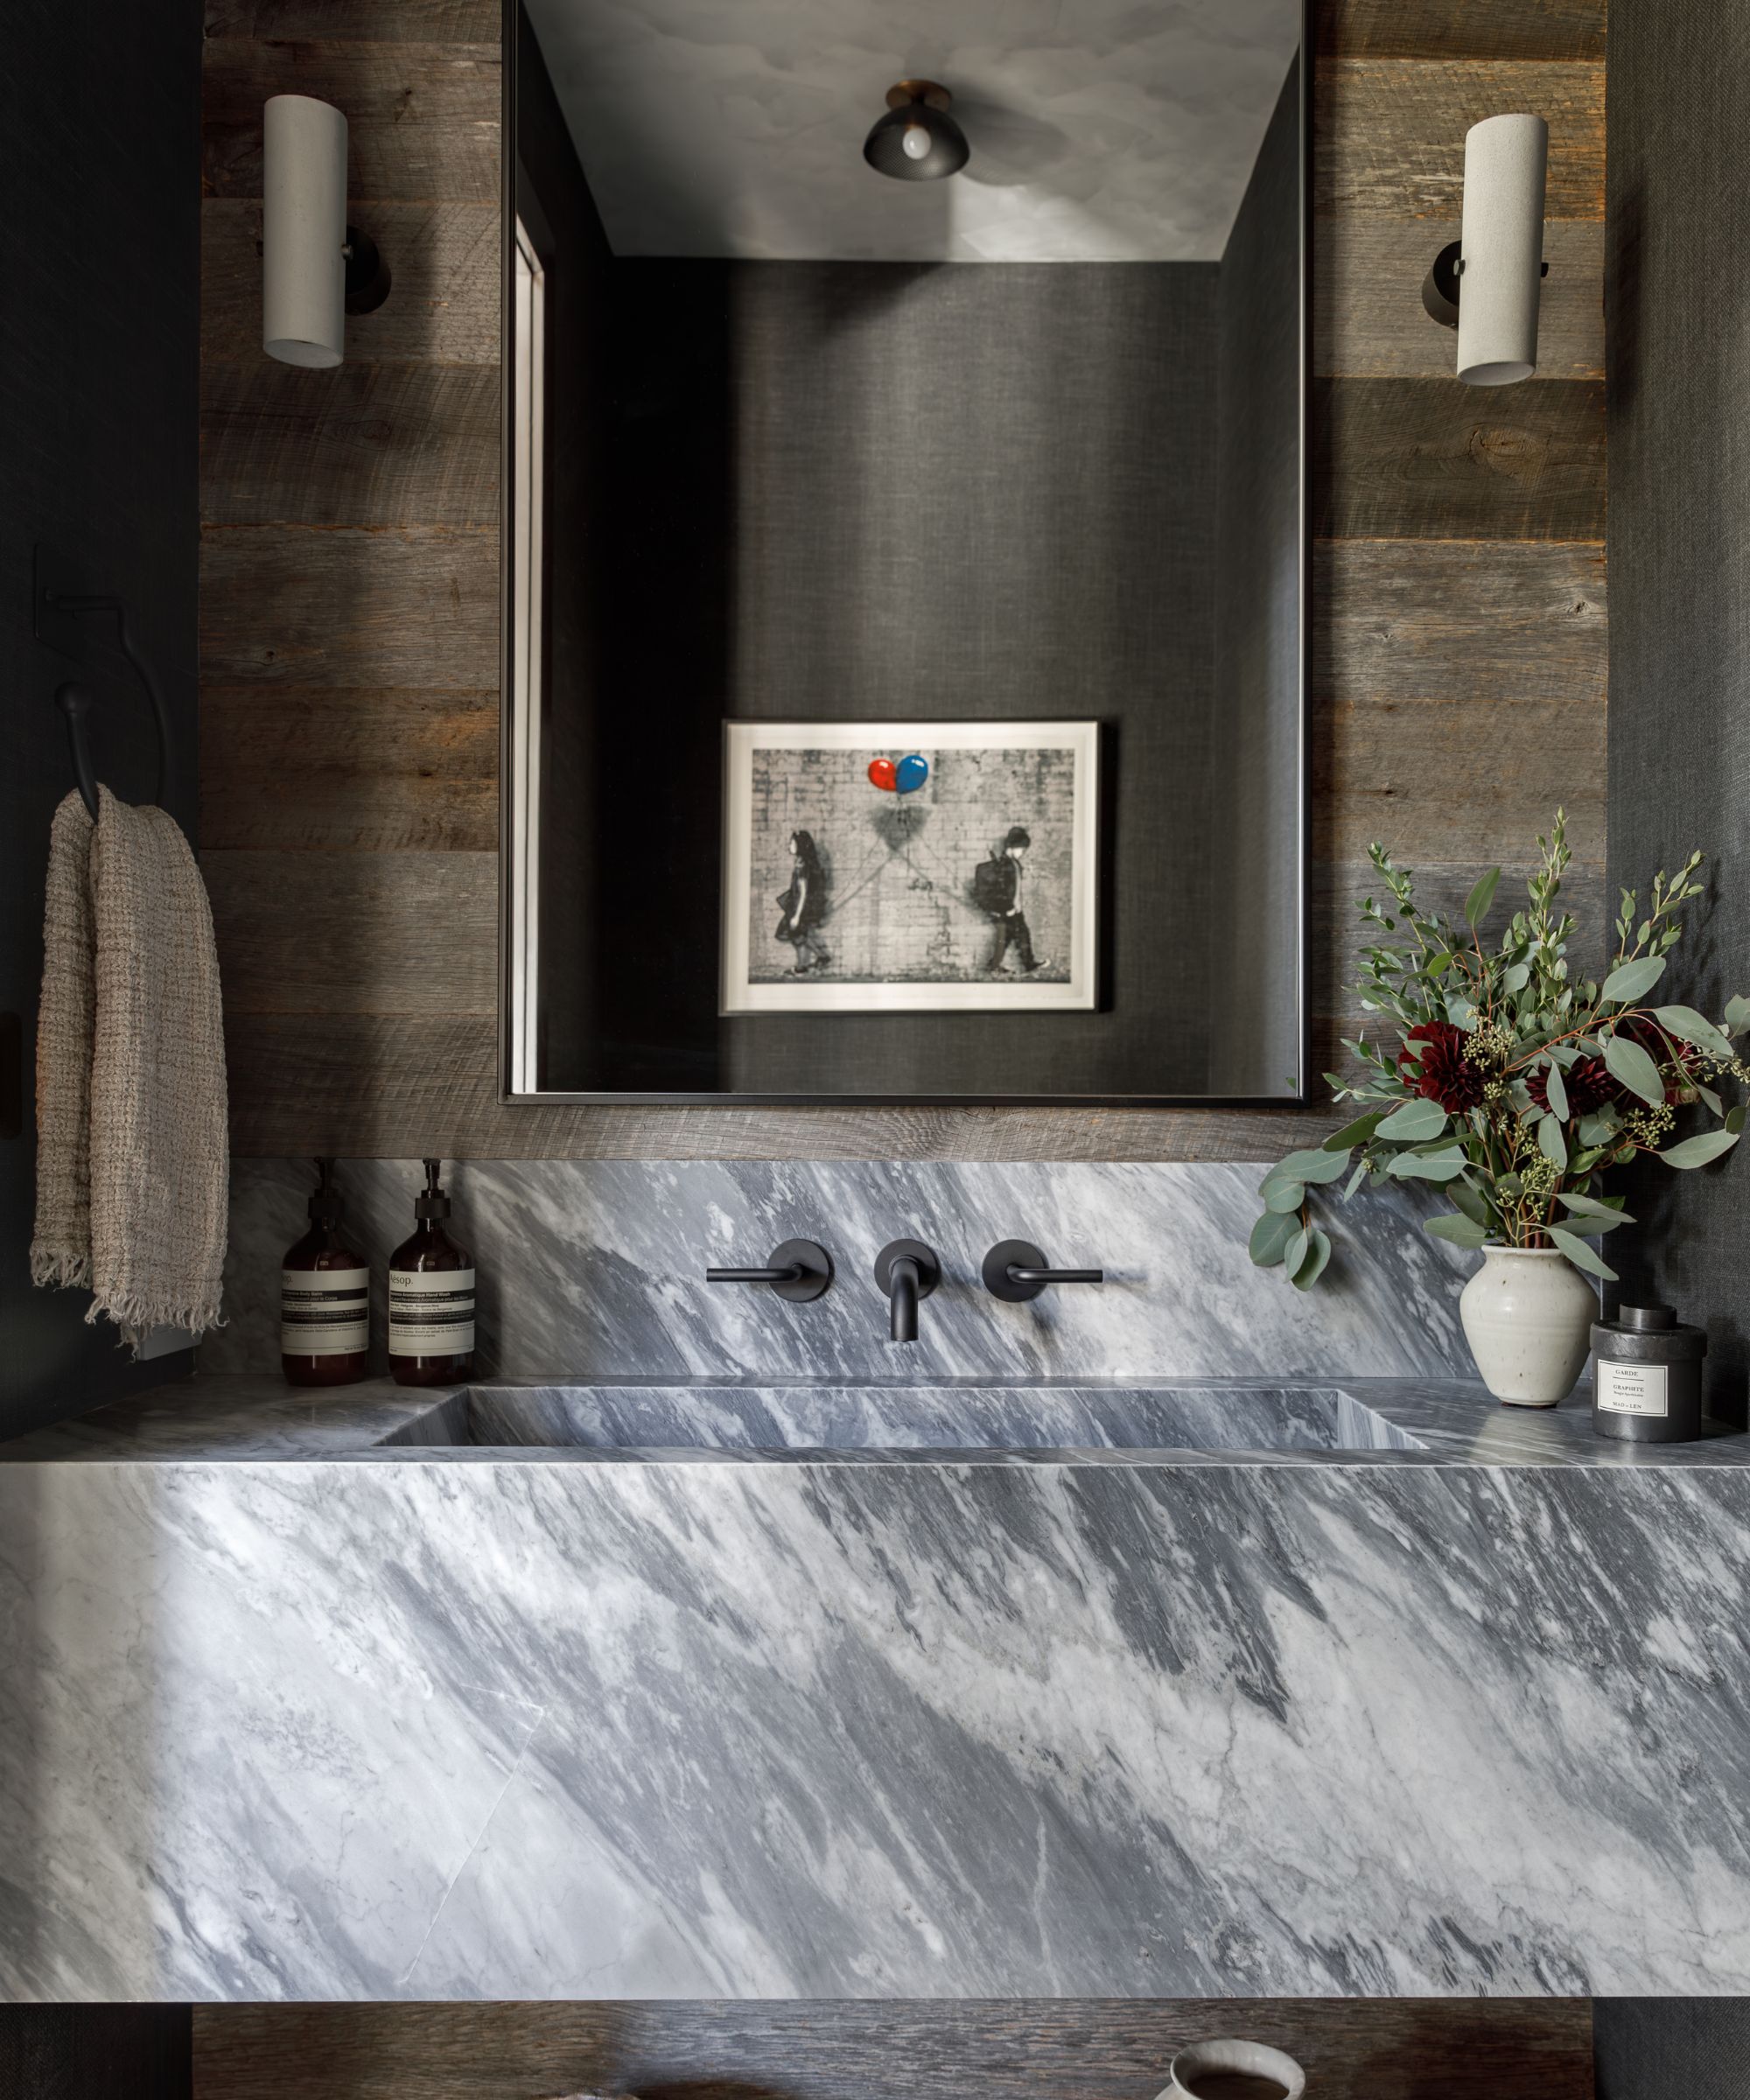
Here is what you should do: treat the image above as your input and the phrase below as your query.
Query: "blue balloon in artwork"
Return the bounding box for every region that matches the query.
[895,753,929,794]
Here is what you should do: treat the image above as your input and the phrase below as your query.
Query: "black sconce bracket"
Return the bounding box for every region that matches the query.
[343,225,392,315]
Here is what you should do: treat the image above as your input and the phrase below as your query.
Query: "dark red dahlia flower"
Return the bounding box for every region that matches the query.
[1397,1022,1485,1113]
[1528,1054,1616,1119]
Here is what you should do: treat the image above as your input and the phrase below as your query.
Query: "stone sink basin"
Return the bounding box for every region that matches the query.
[375,1379,1428,1456]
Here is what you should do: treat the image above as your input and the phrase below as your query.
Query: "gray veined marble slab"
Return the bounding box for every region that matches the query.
[206,1158,1482,1384]
[4,1373,1750,2001]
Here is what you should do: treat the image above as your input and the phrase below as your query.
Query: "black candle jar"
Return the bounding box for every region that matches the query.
[1590,1304,1706,1444]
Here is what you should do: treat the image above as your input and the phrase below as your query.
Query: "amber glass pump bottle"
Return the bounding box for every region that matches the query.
[388,1158,476,1387]
[280,1158,371,1387]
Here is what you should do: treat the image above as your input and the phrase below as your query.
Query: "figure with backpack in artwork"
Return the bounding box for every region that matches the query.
[972,825,1051,976]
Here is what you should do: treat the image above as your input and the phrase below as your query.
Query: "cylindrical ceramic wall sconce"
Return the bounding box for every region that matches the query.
[262,93,348,368]
[1455,112,1549,385]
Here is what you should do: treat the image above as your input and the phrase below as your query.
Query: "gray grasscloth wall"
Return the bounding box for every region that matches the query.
[3,0,201,1438]
[1606,0,1750,1428]
[199,0,1606,1161]
[543,256,1223,1099]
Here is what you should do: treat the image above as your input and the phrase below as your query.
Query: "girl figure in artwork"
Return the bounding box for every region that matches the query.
[775,829,830,975]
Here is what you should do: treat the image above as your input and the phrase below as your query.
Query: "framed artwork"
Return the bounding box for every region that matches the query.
[721,720,1100,1014]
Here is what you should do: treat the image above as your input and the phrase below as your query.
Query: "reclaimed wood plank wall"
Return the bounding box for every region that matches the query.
[192,1997,1592,2100]
[200,0,1606,1161]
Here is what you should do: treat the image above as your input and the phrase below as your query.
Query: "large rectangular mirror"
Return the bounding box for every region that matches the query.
[503,0,1307,1104]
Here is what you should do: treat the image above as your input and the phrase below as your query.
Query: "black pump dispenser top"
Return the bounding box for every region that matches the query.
[415,1156,452,1222]
[308,1156,343,1223]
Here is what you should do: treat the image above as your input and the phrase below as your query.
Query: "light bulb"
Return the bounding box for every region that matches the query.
[902,122,932,161]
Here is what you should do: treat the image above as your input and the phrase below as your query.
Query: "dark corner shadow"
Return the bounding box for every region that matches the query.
[1605,175,1643,420]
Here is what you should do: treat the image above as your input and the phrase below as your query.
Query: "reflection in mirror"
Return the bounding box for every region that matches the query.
[505,0,1306,1103]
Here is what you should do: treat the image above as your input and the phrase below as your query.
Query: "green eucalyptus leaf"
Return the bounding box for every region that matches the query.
[1547,1225,1619,1281]
[1543,1063,1569,1121]
[1264,1180,1306,1214]
[1448,1178,1490,1227]
[1375,1096,1448,1143]
[1262,1148,1353,1191]
[1602,955,1668,1004]
[1424,1212,1490,1250]
[1730,1106,1747,1136]
[1322,1110,1387,1152]
[1658,1129,1741,1170]
[1249,1210,1298,1267]
[1387,1144,1468,1182]
[1284,1225,1309,1276]
[1290,1226,1333,1292]
[1343,1160,1368,1200]
[1502,962,1530,993]
[1577,1110,1620,1147]
[1537,1113,1569,1170]
[1725,994,1750,1036]
[1464,866,1502,928]
[1603,1031,1666,1109]
[1650,1004,1734,1061]
[1559,1192,1634,1225]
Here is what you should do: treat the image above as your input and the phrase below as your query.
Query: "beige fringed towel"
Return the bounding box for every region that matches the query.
[32,787,228,1346]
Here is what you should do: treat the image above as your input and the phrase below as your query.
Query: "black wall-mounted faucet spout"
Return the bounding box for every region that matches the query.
[873,1239,941,1344]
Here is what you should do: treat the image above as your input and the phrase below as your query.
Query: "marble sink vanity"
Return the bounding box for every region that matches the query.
[4,1368,1750,2003]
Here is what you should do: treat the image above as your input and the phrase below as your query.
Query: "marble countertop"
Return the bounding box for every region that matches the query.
[4,1372,1746,1466]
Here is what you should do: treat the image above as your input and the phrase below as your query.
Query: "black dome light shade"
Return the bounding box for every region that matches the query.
[863,80,970,181]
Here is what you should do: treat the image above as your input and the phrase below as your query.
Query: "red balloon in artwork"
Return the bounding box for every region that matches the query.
[867,757,898,791]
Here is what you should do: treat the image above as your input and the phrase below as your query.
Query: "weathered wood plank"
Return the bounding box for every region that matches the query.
[202,41,499,201]
[1317,540,1606,702]
[1316,0,1605,63]
[1314,377,1606,542]
[200,689,498,850]
[201,361,499,527]
[192,1998,1592,2100]
[224,1012,1339,1158]
[1315,60,1604,221]
[208,850,498,1013]
[202,200,499,365]
[206,0,500,38]
[200,526,499,687]
[1315,219,1604,379]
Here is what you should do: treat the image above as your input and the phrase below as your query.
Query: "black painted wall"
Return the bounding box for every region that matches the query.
[1606,0,1750,1425]
[0,0,202,1437]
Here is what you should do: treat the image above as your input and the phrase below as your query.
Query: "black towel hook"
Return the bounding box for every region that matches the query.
[45,592,172,819]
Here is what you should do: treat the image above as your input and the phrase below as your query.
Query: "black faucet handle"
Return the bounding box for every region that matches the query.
[873,1238,941,1345]
[983,1239,1104,1303]
[705,1238,834,1304]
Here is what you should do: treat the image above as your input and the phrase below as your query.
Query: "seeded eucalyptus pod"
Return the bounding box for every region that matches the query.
[1255,811,1750,1290]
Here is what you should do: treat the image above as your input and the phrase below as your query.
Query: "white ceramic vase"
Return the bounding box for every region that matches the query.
[1459,1244,1598,1407]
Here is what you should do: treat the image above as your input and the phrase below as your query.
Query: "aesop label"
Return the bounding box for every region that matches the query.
[281,1266,368,1357]
[388,1267,476,1356]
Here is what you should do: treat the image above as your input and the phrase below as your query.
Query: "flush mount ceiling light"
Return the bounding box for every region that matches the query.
[1422,113,1550,386]
[863,80,970,182]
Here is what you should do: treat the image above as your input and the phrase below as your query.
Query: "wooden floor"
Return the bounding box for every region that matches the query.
[192,1998,1592,2100]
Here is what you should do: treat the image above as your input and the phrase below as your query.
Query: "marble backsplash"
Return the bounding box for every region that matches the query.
[206,1159,1476,1382]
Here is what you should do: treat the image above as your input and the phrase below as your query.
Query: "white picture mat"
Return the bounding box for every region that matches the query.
[721,719,1099,1014]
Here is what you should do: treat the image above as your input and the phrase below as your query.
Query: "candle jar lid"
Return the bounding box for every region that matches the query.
[1591,1303,1707,1361]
